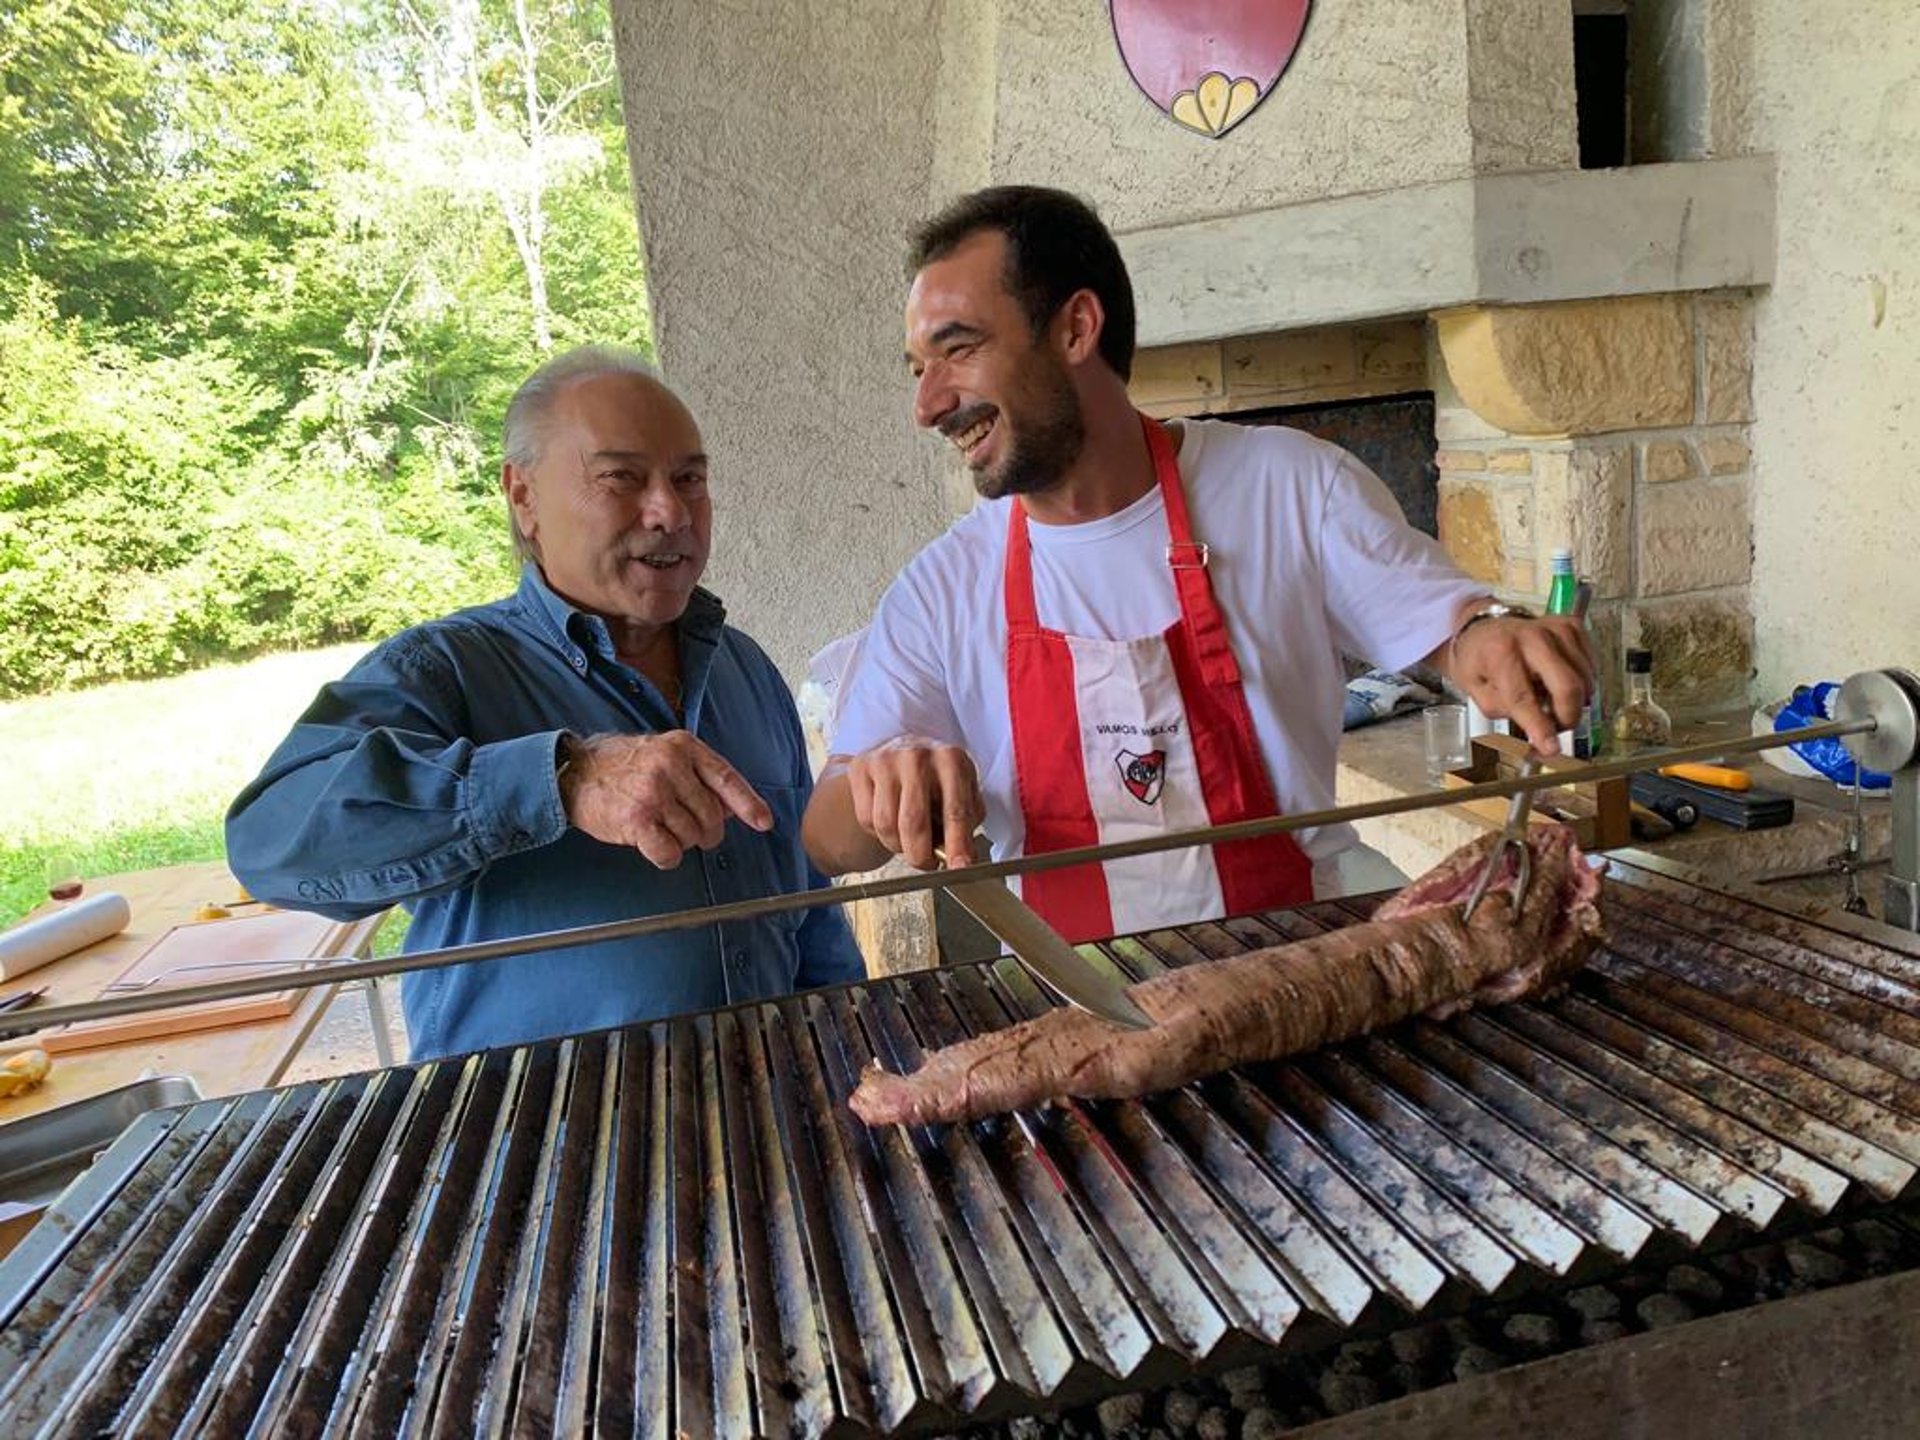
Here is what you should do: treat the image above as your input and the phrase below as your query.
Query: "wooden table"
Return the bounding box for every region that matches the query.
[0,861,388,1124]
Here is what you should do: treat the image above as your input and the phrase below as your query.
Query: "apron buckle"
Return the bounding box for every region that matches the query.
[1166,540,1210,569]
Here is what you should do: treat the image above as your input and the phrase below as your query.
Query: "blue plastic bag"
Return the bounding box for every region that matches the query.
[1773,682,1890,789]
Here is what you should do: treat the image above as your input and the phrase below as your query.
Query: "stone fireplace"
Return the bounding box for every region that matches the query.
[1124,261,1763,724]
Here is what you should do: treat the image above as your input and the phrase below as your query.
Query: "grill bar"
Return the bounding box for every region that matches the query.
[2,859,1918,1437]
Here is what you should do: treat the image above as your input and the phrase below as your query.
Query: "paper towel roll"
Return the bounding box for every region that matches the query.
[0,892,133,981]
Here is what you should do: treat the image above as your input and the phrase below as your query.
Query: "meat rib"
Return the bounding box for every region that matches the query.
[851,824,1603,1126]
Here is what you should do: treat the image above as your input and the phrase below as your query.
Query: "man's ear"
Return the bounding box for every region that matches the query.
[1054,289,1106,367]
[502,462,538,547]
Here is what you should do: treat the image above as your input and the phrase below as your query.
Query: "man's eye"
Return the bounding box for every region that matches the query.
[676,472,708,489]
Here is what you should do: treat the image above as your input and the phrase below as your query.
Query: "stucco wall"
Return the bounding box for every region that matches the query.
[970,0,1573,232]
[609,0,1580,680]
[1736,1,1920,695]
[609,0,950,681]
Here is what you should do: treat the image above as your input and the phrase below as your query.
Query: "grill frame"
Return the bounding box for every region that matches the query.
[3,855,1918,1438]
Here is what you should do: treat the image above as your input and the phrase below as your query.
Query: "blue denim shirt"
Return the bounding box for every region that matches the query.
[226,565,863,1059]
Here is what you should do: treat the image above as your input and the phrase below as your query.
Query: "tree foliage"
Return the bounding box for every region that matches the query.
[0,0,651,695]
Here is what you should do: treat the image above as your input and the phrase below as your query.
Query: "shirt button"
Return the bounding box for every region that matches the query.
[731,948,748,967]
[715,853,732,871]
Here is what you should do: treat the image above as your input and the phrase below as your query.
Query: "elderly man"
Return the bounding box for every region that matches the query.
[803,186,1593,943]
[228,346,862,1058]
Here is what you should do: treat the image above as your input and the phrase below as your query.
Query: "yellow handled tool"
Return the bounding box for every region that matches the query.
[1659,762,1752,791]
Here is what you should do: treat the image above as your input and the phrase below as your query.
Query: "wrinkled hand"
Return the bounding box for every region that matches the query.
[1449,616,1595,755]
[847,736,985,870]
[561,732,772,869]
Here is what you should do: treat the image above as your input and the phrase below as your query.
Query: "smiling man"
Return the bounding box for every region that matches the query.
[802,187,1594,943]
[228,346,861,1059]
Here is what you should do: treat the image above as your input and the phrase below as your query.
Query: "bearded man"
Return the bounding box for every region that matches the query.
[802,187,1592,942]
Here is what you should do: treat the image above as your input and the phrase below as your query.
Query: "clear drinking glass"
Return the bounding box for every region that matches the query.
[1423,703,1472,784]
[44,851,84,903]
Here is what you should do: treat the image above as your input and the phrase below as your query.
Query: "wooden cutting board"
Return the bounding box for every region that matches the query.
[40,907,362,1054]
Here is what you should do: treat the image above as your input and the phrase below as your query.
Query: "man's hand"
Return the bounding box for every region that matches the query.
[561,732,772,869]
[845,736,986,871]
[1442,615,1595,756]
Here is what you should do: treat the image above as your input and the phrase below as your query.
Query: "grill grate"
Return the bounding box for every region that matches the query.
[2,859,1917,1437]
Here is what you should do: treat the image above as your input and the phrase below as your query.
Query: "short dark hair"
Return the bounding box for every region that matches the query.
[909,186,1137,381]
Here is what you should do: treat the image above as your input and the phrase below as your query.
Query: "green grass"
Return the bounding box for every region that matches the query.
[1,645,373,929]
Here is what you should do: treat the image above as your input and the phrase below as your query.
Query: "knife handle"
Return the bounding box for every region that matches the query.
[1659,762,1752,791]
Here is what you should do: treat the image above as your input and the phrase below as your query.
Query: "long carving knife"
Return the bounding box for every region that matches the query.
[943,876,1156,1031]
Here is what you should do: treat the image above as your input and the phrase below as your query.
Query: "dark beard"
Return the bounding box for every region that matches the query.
[975,364,1085,500]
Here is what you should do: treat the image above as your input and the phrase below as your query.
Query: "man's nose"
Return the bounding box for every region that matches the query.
[913,362,955,431]
[638,475,691,530]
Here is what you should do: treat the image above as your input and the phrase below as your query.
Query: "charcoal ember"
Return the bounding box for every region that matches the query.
[1097,1393,1148,1436]
[1854,1218,1904,1267]
[1812,1226,1848,1249]
[1008,1420,1053,1440]
[1784,1239,1849,1287]
[1636,1293,1696,1330]
[1442,1317,1480,1349]
[1383,1361,1424,1397]
[1388,1323,1444,1367]
[1241,1407,1289,1440]
[1581,1319,1632,1345]
[1565,1285,1621,1321]
[1318,1371,1382,1416]
[1195,1406,1235,1440]
[1452,1345,1505,1380]
[1160,1391,1203,1437]
[1664,1264,1725,1306]
[1334,1338,1384,1373]
[1220,1366,1271,1407]
[1501,1312,1561,1353]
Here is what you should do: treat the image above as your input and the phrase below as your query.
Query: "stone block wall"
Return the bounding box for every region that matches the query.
[1433,291,1757,716]
[1132,291,1758,718]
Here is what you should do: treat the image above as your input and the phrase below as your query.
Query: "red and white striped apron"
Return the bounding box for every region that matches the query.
[1005,414,1314,942]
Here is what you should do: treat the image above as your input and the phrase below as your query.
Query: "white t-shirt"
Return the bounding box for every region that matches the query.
[831,419,1484,870]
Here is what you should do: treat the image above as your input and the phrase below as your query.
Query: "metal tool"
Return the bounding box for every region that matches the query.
[1461,753,1542,922]
[1836,667,1920,930]
[100,958,312,994]
[0,700,1901,1039]
[943,876,1154,1031]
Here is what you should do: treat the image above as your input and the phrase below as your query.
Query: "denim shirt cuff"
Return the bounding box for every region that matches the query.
[465,730,571,859]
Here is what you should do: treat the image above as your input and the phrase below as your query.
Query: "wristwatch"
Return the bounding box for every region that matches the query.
[1449,601,1533,664]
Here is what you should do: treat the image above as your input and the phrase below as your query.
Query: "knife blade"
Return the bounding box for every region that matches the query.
[943,876,1155,1031]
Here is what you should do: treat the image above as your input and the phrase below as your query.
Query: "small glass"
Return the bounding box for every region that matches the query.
[44,852,84,903]
[1423,703,1472,784]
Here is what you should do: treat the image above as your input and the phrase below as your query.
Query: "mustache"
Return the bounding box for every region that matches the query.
[938,403,996,440]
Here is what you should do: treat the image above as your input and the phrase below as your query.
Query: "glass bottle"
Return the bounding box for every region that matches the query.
[1613,648,1672,752]
[1545,547,1578,618]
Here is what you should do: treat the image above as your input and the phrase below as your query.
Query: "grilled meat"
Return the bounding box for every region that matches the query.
[851,824,1603,1126]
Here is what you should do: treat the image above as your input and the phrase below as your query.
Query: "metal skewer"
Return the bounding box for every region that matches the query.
[0,712,1890,1038]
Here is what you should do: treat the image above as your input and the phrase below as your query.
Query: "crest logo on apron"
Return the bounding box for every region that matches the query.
[1105,0,1313,138]
[1116,748,1167,805]
[1109,0,1311,138]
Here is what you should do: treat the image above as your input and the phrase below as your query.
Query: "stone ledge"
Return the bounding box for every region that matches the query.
[1124,156,1776,348]
[1336,711,1890,905]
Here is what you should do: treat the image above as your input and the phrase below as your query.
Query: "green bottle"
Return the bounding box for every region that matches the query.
[1544,548,1602,757]
[1545,548,1578,617]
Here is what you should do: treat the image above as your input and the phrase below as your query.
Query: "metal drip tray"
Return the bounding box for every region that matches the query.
[0,1076,203,1214]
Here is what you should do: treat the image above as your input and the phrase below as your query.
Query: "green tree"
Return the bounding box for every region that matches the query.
[0,0,652,698]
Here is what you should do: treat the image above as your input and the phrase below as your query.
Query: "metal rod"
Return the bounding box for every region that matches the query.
[5,717,1875,1037]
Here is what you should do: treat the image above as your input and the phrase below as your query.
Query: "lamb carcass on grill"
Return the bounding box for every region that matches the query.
[851,824,1604,1127]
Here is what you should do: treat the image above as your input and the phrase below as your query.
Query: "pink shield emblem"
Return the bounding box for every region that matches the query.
[1109,0,1311,138]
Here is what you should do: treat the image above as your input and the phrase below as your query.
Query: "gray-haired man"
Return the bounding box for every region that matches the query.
[228,346,862,1059]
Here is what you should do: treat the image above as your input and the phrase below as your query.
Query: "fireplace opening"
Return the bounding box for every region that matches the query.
[1226,392,1440,538]
[1574,0,1631,168]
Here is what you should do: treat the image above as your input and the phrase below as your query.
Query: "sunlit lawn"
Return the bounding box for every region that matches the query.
[1,646,392,935]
